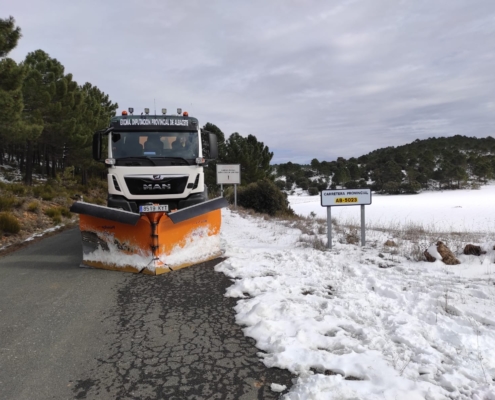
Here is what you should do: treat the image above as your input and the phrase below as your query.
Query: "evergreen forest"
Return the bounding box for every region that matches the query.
[275,135,495,195]
[0,17,119,185]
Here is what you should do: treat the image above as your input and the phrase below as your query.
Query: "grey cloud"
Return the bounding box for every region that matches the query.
[7,0,495,164]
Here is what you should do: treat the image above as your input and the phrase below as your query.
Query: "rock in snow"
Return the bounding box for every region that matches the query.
[424,241,460,265]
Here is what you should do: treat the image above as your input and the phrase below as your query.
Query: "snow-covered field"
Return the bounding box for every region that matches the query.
[217,186,495,399]
[289,184,495,233]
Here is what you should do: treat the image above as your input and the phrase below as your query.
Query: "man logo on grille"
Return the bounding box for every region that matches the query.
[143,184,171,190]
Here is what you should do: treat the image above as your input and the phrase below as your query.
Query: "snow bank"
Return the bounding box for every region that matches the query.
[217,203,495,399]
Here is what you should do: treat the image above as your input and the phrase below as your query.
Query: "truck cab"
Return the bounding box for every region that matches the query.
[93,110,218,213]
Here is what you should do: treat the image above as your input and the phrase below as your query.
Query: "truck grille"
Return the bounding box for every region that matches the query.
[124,175,188,195]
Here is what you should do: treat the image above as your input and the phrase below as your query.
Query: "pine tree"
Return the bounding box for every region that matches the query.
[72,83,117,184]
[0,16,25,155]
[0,16,21,57]
[22,50,67,182]
[223,132,273,185]
[310,158,320,174]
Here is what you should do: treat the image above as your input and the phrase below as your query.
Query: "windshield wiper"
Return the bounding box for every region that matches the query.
[159,157,191,165]
[117,157,157,166]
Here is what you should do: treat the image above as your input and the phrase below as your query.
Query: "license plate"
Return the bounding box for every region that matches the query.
[139,205,169,213]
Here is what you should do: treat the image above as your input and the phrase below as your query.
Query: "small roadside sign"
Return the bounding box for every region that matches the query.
[321,189,371,207]
[216,164,241,185]
[321,188,372,249]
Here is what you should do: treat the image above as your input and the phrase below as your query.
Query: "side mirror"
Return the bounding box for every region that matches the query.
[208,133,218,160]
[92,132,102,161]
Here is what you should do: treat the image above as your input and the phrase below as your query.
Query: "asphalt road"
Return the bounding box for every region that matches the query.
[0,228,294,400]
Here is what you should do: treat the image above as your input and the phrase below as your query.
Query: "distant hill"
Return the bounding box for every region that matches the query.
[274,135,495,194]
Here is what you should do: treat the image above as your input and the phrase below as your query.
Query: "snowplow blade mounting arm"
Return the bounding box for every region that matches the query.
[69,202,141,225]
[168,197,229,224]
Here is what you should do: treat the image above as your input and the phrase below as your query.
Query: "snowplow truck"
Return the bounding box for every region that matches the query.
[70,108,228,275]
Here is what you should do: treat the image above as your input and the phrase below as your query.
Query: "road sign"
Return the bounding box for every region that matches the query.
[321,189,371,207]
[321,188,372,249]
[216,164,241,185]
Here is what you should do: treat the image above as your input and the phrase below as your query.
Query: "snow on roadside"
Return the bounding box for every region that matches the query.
[0,225,65,252]
[216,208,495,399]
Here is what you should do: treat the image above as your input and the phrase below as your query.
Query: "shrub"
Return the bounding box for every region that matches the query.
[275,180,286,190]
[357,179,368,188]
[308,187,319,196]
[62,166,77,187]
[316,181,328,191]
[44,207,61,219]
[45,206,71,220]
[298,234,327,251]
[88,177,108,191]
[60,207,72,218]
[230,179,294,216]
[45,178,59,188]
[41,190,54,201]
[13,198,24,208]
[0,212,21,234]
[295,177,310,190]
[401,180,421,194]
[33,185,55,201]
[45,207,62,224]
[382,181,401,194]
[27,201,39,213]
[32,185,43,198]
[0,195,15,211]
[344,180,359,189]
[345,229,360,244]
[8,183,27,196]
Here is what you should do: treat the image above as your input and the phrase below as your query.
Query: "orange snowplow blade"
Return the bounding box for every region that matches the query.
[71,198,227,275]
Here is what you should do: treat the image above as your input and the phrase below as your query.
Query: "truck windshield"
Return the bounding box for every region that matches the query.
[111,131,199,160]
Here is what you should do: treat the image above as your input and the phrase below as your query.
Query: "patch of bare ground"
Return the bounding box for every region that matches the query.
[0,174,108,255]
[0,196,78,254]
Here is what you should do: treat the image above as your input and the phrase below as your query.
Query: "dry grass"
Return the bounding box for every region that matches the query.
[344,229,359,245]
[26,201,40,213]
[0,212,21,234]
[298,235,327,251]
[242,207,492,259]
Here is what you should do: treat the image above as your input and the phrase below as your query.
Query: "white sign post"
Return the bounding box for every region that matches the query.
[216,164,241,208]
[320,189,372,249]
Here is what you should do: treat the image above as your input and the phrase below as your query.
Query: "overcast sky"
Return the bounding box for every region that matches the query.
[6,0,495,164]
